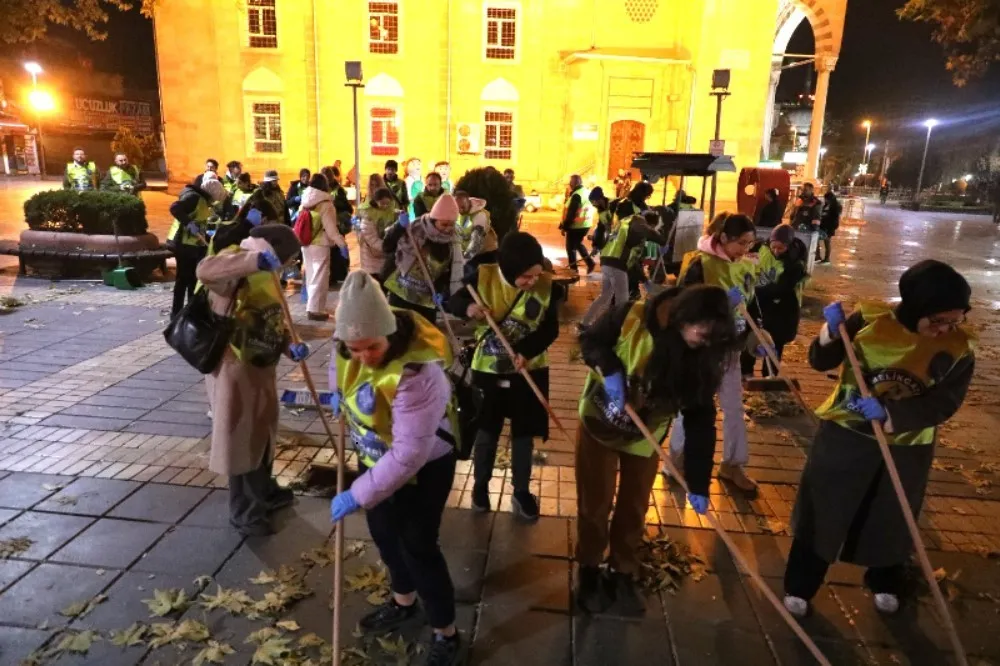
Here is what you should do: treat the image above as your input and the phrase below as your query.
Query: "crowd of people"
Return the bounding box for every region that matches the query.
[157,155,974,665]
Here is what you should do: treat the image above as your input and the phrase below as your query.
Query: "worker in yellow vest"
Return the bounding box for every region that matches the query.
[327,270,464,666]
[560,174,595,274]
[63,148,99,191]
[167,174,228,319]
[413,171,444,218]
[454,189,498,266]
[575,285,738,614]
[448,232,565,522]
[783,260,974,619]
[195,224,307,537]
[100,153,147,195]
[667,213,759,493]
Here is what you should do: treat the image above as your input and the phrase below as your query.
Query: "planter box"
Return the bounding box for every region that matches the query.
[14,230,169,279]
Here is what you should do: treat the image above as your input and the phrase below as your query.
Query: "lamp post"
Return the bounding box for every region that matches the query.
[861,120,872,165]
[915,118,938,199]
[707,68,731,220]
[345,62,364,209]
[23,62,46,175]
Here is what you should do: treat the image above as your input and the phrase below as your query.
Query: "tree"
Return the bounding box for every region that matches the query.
[898,0,1000,86]
[0,0,157,45]
[111,126,159,168]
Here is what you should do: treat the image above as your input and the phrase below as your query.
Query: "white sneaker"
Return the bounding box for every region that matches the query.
[874,593,899,614]
[783,595,809,618]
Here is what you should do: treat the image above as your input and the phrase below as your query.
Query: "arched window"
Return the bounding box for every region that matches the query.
[243,68,284,155]
[366,74,403,157]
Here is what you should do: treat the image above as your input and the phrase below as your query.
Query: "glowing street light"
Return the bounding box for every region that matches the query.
[28,89,55,112]
[964,174,973,181]
[22,61,48,175]
[915,119,939,198]
[23,61,43,86]
[819,147,828,157]
[861,119,872,164]
[865,142,876,161]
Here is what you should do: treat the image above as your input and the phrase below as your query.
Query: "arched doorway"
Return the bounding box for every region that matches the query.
[607,120,645,180]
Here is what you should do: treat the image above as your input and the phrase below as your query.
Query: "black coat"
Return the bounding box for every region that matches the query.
[755,199,783,228]
[820,192,841,236]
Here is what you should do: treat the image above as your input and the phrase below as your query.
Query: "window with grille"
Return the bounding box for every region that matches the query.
[251,102,282,153]
[485,6,517,60]
[370,106,400,156]
[483,110,513,160]
[369,1,399,54]
[247,0,278,48]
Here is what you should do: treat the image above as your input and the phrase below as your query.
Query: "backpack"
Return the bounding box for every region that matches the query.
[292,208,313,246]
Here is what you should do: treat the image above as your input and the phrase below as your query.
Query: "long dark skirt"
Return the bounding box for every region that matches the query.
[791,420,934,568]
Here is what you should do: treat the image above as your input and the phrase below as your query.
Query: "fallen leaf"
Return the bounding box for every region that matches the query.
[933,567,948,582]
[194,575,213,588]
[0,536,34,559]
[298,632,326,648]
[251,570,278,585]
[376,634,410,659]
[276,619,301,632]
[193,640,235,665]
[142,588,191,617]
[199,585,254,614]
[252,637,292,665]
[246,627,282,645]
[59,594,106,619]
[54,630,101,654]
[110,622,148,647]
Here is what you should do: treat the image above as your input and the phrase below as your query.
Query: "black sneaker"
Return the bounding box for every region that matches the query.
[511,491,540,522]
[359,598,421,634]
[471,483,491,513]
[610,571,646,616]
[231,519,273,538]
[575,565,612,614]
[423,632,463,666]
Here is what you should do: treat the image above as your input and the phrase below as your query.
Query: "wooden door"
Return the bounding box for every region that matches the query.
[607,120,646,180]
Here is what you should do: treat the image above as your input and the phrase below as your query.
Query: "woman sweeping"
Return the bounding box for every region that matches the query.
[196,224,309,536]
[382,194,464,324]
[448,232,565,522]
[667,213,759,493]
[575,285,738,614]
[783,260,974,618]
[357,187,399,277]
[299,173,349,321]
[328,271,464,666]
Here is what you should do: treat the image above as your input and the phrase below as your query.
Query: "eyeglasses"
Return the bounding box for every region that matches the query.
[927,314,965,330]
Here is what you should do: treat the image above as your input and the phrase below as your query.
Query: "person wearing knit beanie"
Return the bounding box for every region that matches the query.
[769,223,797,248]
[447,231,565,522]
[327,270,463,663]
[784,260,975,620]
[429,193,460,221]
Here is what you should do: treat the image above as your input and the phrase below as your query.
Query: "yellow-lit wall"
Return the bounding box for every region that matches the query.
[154,0,787,197]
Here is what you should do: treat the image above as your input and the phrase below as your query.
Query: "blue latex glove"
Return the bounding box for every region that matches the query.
[726,286,744,309]
[432,293,445,308]
[603,372,627,411]
[339,246,350,260]
[823,302,847,338]
[846,394,888,423]
[246,208,263,226]
[351,216,362,231]
[257,251,282,272]
[330,490,361,523]
[293,195,302,205]
[688,493,709,515]
[397,212,410,229]
[185,221,201,236]
[288,342,310,362]
[320,390,342,417]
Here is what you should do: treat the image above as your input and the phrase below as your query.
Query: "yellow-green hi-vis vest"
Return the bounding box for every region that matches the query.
[471,264,552,375]
[227,255,287,367]
[578,300,674,456]
[815,302,975,446]
[167,197,212,247]
[338,310,458,467]
[457,209,499,256]
[384,245,451,309]
[603,214,645,269]
[755,244,805,305]
[679,249,756,333]
[567,187,593,230]
[66,161,98,191]
[109,165,138,187]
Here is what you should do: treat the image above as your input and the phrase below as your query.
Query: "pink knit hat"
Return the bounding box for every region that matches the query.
[429,193,460,221]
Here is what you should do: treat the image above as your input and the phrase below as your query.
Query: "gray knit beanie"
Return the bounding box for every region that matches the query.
[335,271,398,341]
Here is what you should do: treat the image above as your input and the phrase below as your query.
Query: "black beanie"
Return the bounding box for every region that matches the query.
[498,232,545,284]
[249,224,301,265]
[589,186,605,202]
[895,259,971,331]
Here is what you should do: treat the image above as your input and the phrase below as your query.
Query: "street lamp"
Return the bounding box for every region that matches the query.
[865,143,876,162]
[914,118,938,199]
[345,61,365,208]
[23,61,42,86]
[23,61,47,176]
[861,119,872,164]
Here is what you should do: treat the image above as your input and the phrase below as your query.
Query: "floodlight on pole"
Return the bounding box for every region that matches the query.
[915,119,939,198]
[345,61,365,208]
[23,61,42,86]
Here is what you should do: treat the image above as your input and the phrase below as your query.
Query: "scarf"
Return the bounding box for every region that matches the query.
[395,215,464,295]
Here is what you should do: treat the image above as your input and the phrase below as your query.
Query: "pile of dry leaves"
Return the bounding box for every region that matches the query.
[637,533,707,593]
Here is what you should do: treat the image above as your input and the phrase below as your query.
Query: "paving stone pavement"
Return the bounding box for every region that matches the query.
[0,203,998,664]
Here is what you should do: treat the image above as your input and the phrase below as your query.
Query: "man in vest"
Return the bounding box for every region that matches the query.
[63,148,99,191]
[223,161,242,195]
[100,153,146,195]
[384,159,409,212]
[560,174,595,274]
[167,174,228,318]
[455,190,498,266]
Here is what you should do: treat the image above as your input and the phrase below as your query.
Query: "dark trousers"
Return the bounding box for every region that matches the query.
[388,292,438,325]
[172,245,207,318]
[740,342,785,377]
[229,455,279,529]
[565,229,594,270]
[784,532,906,600]
[473,431,533,494]
[365,453,457,628]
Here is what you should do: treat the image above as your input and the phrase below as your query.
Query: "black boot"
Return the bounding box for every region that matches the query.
[471,482,491,513]
[576,565,612,613]
[511,491,539,522]
[423,632,464,666]
[359,598,421,634]
[610,571,646,616]
[472,430,498,513]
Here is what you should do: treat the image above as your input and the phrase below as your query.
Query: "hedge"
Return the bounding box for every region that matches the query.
[24,190,148,236]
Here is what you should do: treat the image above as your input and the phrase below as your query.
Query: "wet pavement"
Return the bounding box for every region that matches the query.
[0,192,998,665]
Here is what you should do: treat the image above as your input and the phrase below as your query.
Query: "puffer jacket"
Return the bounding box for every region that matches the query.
[300,187,347,249]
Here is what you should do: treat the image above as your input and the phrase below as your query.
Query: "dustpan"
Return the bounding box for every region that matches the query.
[103,219,141,290]
[744,355,801,392]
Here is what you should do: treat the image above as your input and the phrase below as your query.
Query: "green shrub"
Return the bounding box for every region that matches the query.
[454,167,519,242]
[24,190,148,235]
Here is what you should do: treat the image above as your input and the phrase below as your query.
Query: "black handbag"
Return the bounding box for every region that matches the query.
[163,282,241,374]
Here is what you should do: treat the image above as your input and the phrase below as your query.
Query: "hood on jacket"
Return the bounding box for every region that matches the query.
[300,186,333,209]
[697,235,732,262]
[464,197,487,215]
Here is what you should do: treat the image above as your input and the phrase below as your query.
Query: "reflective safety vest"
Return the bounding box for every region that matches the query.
[578,300,675,456]
[66,161,98,191]
[232,188,255,210]
[227,258,287,367]
[815,302,974,446]
[384,242,453,309]
[457,209,499,256]
[223,174,240,195]
[471,263,553,375]
[108,165,138,188]
[361,204,398,238]
[167,196,213,247]
[755,244,805,305]
[567,187,593,230]
[338,310,457,467]
[419,191,441,214]
[602,213,632,261]
[679,249,757,333]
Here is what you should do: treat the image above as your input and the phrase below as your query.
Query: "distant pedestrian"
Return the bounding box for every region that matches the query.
[614,168,632,200]
[286,169,311,218]
[222,161,242,196]
[63,148,99,191]
[791,182,822,230]
[384,159,409,211]
[167,174,228,318]
[358,188,398,276]
[259,170,288,226]
[100,152,146,195]
[299,173,349,321]
[413,172,445,218]
[818,186,841,264]
[560,174,595,274]
[196,224,307,537]
[192,158,219,189]
[754,188,783,228]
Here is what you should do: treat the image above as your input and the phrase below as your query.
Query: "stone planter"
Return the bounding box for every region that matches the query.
[16,230,168,279]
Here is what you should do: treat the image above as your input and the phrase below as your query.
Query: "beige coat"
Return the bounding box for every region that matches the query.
[196,240,287,476]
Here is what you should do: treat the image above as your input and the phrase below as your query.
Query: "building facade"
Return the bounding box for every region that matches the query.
[153,0,845,194]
